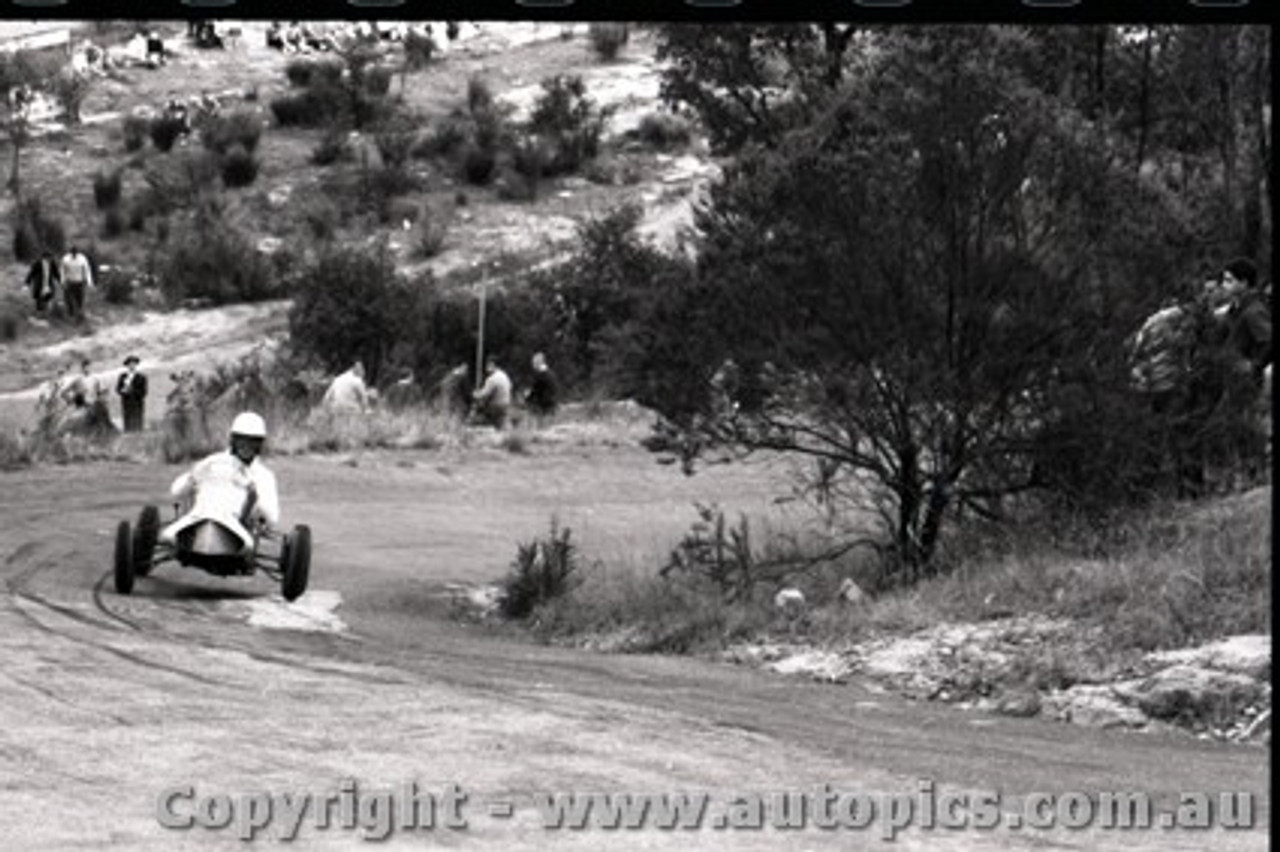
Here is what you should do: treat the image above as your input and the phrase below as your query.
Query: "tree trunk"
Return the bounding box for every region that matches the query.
[1134,27,1155,173]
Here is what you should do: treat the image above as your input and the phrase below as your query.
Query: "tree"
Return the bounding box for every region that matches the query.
[0,51,48,196]
[655,23,859,154]
[641,27,1196,584]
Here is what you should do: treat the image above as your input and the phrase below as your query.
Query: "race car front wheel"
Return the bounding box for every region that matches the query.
[114,521,135,595]
[281,524,311,603]
[133,505,160,577]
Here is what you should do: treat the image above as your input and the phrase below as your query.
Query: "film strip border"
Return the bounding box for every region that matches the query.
[2,0,1267,22]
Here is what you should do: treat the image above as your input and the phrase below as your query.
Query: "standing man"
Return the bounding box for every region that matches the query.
[116,355,148,433]
[524,351,559,422]
[59,245,94,322]
[472,355,512,429]
[25,249,61,315]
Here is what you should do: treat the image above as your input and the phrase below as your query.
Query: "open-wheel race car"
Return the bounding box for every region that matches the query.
[113,504,311,601]
[112,412,310,601]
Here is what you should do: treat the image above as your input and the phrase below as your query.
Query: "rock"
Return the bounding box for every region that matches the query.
[768,649,853,684]
[1116,665,1266,722]
[1043,685,1149,729]
[838,577,866,605]
[1145,635,1271,681]
[996,690,1042,718]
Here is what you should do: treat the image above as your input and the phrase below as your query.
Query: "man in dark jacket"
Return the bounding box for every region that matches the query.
[116,355,149,433]
[25,249,60,315]
[524,352,559,422]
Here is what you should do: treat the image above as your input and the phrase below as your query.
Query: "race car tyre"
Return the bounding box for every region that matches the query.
[281,524,311,603]
[133,505,160,577]
[114,520,135,595]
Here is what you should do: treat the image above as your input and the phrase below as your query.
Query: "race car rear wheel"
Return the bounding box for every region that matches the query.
[133,505,160,577]
[281,524,311,602]
[114,520,135,595]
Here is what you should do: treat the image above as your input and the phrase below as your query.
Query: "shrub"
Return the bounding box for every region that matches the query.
[361,167,418,223]
[201,110,263,155]
[461,143,496,185]
[270,88,334,129]
[11,197,66,263]
[159,209,276,305]
[635,111,693,150]
[495,166,538,203]
[299,193,342,240]
[413,112,470,160]
[220,145,260,188]
[363,66,392,97]
[500,519,582,619]
[0,309,18,343]
[528,75,614,175]
[467,74,494,117]
[311,129,352,166]
[285,58,341,89]
[92,169,123,210]
[373,118,416,171]
[123,114,149,152]
[415,205,449,258]
[403,30,437,69]
[587,23,629,61]
[100,206,127,240]
[99,266,133,304]
[53,69,92,124]
[149,114,188,152]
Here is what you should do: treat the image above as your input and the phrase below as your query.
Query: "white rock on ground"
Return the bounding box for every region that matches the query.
[1145,634,1271,680]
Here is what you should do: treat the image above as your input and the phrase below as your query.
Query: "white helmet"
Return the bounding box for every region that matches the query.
[229,411,267,439]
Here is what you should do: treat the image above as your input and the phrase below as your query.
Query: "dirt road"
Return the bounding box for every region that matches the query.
[0,447,1267,850]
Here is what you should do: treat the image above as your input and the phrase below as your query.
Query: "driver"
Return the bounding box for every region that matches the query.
[159,412,280,547]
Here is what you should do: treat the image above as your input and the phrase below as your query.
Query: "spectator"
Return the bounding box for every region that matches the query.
[59,245,94,322]
[62,358,100,410]
[523,351,559,421]
[321,360,372,413]
[116,355,149,433]
[24,249,61,315]
[472,356,512,429]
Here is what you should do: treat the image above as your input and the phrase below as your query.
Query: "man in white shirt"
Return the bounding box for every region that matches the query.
[472,356,513,429]
[321,360,372,413]
[59,245,94,322]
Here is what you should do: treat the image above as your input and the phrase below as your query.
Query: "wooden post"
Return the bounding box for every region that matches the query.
[475,282,486,390]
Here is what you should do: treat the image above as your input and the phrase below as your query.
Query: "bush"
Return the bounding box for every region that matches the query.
[634,111,693,150]
[201,110,263,155]
[100,206,127,240]
[11,197,66,263]
[495,166,538,203]
[0,309,18,343]
[93,168,123,210]
[587,23,629,61]
[220,145,260,188]
[373,117,417,171]
[403,30,437,69]
[414,205,449,258]
[122,114,149,152]
[285,58,341,89]
[461,143,496,185]
[159,209,276,305]
[467,74,494,117]
[310,129,352,166]
[149,114,188,152]
[528,75,614,175]
[363,66,392,97]
[299,194,342,240]
[500,520,582,619]
[413,112,470,160]
[270,88,335,129]
[99,266,133,304]
[361,167,419,223]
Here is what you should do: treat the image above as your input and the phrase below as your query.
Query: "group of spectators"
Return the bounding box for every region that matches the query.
[24,246,95,323]
[1128,257,1271,496]
[38,355,149,436]
[318,352,559,430]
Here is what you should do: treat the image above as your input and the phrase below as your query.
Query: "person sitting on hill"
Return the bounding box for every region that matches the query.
[321,360,373,414]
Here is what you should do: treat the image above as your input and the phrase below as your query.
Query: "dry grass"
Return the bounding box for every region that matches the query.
[520,487,1271,660]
